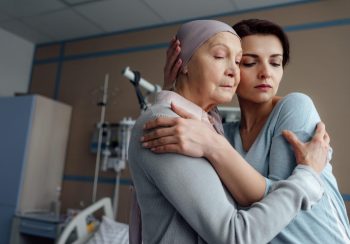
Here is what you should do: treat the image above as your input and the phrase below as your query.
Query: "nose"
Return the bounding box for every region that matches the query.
[225,62,239,78]
[258,62,272,80]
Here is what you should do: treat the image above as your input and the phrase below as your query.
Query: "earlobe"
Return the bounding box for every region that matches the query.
[181,66,188,74]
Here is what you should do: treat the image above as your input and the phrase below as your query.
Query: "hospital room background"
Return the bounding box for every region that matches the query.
[0,0,349,243]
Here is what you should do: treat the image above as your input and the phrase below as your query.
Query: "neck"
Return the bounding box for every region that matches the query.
[238,97,276,132]
[175,80,215,112]
[238,96,281,152]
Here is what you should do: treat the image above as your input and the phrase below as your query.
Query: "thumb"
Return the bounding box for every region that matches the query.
[171,102,196,119]
[282,130,302,150]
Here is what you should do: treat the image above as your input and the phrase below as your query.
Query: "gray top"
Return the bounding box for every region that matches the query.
[224,92,350,243]
[128,91,324,244]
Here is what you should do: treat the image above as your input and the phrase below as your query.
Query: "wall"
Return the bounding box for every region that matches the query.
[29,0,350,223]
[0,28,34,97]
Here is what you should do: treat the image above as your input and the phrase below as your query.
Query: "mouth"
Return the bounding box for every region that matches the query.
[255,84,272,89]
[220,84,234,89]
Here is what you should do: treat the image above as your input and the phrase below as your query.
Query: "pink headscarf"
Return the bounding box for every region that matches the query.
[176,19,240,69]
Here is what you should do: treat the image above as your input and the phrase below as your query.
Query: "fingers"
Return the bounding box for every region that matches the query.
[142,135,178,149]
[143,117,179,130]
[165,39,181,71]
[313,122,326,140]
[282,130,303,150]
[166,37,177,58]
[141,127,175,142]
[163,38,182,89]
[170,58,182,82]
[166,39,180,62]
[324,131,330,145]
[171,102,196,119]
[150,144,181,154]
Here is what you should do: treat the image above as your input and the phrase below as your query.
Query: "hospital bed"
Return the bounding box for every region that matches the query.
[57,197,128,244]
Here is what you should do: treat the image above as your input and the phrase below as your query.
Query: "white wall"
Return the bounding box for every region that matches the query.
[0,28,34,97]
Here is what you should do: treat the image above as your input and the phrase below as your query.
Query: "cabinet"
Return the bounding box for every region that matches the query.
[0,95,71,244]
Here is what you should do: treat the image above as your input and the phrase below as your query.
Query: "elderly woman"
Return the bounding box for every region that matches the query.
[128,20,329,244]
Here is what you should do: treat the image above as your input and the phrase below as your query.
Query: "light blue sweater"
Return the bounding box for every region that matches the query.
[224,92,350,243]
[128,92,325,244]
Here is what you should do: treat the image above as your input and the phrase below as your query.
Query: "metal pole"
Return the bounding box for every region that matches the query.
[92,74,109,203]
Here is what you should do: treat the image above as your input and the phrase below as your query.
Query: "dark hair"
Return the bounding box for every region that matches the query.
[233,19,290,67]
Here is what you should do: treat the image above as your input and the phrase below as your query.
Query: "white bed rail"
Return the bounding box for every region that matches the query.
[57,197,113,244]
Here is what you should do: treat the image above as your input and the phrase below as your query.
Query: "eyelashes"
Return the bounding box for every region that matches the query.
[241,62,282,67]
[214,56,241,65]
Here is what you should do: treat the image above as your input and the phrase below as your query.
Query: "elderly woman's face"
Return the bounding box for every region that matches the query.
[186,32,242,111]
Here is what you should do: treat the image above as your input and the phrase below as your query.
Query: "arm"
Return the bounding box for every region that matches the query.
[142,103,266,206]
[268,93,323,183]
[202,130,267,206]
[135,110,327,244]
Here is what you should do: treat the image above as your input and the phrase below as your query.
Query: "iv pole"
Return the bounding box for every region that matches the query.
[92,74,109,203]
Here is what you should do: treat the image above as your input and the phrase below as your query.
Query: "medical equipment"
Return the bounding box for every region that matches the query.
[91,74,135,217]
[90,118,134,214]
[122,66,161,110]
[92,74,109,204]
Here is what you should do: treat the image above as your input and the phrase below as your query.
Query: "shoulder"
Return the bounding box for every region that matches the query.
[130,104,181,149]
[134,104,180,130]
[275,92,318,118]
[128,104,183,169]
[278,92,315,110]
[271,92,320,135]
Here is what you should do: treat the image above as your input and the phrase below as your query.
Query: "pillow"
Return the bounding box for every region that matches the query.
[87,216,129,244]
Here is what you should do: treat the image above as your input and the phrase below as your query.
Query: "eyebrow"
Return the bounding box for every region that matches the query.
[209,43,243,55]
[243,53,283,58]
[209,43,230,49]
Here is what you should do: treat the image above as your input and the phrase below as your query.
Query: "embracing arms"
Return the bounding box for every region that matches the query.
[131,108,327,244]
[141,104,329,205]
[142,39,328,206]
[142,104,266,205]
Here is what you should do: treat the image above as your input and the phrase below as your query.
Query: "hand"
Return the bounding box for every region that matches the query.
[163,37,182,90]
[141,103,217,157]
[282,122,330,173]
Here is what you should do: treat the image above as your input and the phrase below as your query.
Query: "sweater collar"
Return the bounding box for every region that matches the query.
[154,91,210,122]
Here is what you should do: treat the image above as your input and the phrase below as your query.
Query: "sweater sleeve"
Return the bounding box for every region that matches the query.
[136,107,324,244]
[268,93,321,182]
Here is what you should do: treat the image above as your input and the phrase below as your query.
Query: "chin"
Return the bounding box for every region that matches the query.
[216,95,234,105]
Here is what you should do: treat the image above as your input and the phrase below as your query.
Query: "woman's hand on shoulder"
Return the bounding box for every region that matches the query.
[282,121,330,173]
[141,103,217,158]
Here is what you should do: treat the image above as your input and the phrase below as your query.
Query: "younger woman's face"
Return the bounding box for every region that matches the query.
[237,34,284,104]
[185,32,242,111]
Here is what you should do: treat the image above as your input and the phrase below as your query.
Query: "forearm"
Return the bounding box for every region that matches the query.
[205,134,266,206]
[140,146,324,244]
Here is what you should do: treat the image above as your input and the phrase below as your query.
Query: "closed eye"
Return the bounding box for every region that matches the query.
[241,62,255,67]
[271,62,281,67]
